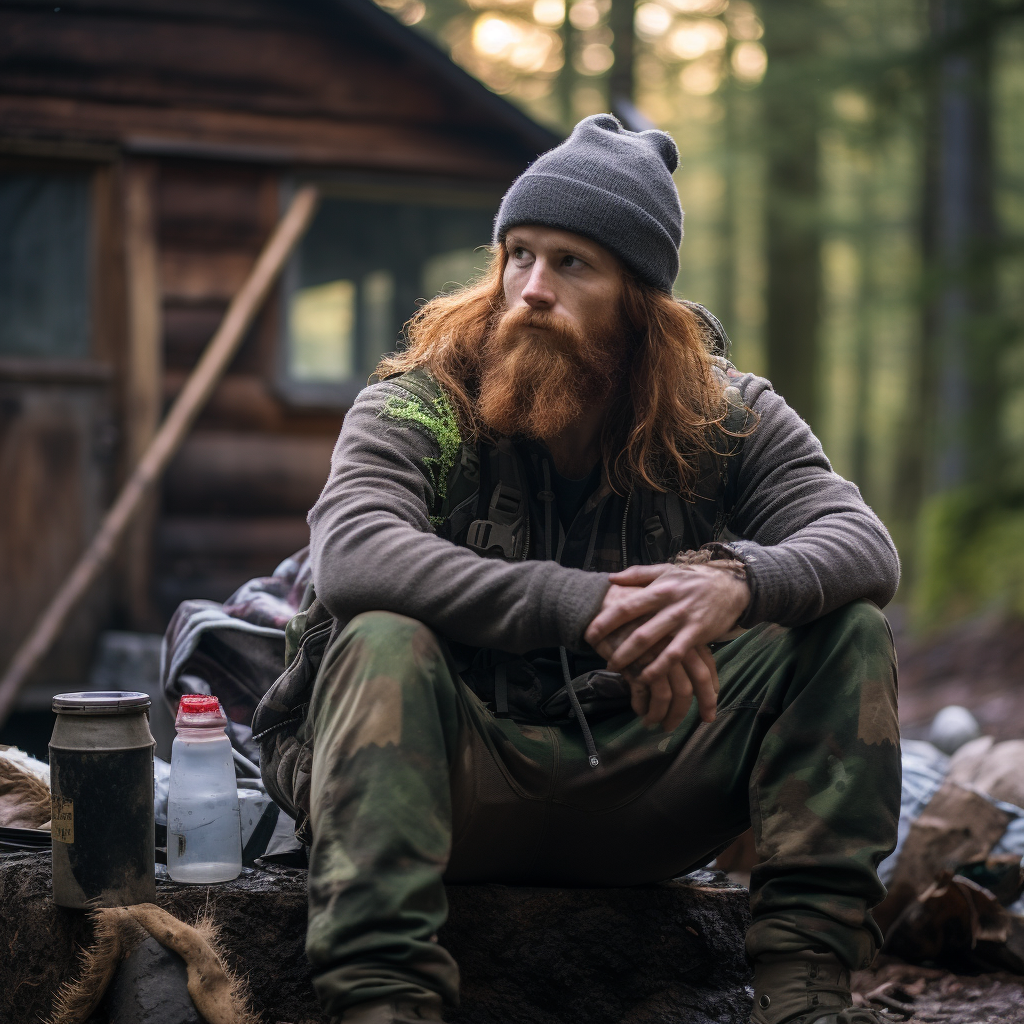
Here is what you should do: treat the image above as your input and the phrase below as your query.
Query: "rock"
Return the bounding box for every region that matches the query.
[442,878,754,1024]
[0,852,752,1024]
[107,936,201,1024]
[928,706,982,756]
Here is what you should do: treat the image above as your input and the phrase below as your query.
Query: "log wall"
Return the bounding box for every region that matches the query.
[153,161,340,618]
[0,0,550,662]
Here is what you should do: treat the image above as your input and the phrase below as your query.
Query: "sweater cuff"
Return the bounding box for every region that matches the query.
[542,569,611,653]
[703,539,767,628]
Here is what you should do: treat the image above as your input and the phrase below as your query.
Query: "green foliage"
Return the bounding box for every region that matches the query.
[380,387,462,520]
[913,486,1024,630]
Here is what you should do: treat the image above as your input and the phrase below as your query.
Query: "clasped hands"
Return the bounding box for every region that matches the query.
[583,562,751,733]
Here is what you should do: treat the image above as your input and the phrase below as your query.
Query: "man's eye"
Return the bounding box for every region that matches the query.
[562,255,583,268]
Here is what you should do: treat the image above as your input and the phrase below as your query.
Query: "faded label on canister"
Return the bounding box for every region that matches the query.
[51,796,74,844]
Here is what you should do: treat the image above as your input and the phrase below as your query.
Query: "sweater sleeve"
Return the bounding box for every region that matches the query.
[722,382,900,627]
[307,381,610,654]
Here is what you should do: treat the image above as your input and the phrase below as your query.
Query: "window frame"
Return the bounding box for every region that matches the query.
[0,155,108,367]
[274,175,503,409]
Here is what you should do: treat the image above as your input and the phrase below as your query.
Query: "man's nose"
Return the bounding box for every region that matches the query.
[520,261,556,308]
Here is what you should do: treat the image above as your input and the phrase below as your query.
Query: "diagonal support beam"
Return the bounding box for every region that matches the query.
[0,185,320,727]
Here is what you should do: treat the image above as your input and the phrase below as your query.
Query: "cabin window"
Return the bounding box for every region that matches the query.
[0,171,92,359]
[280,186,495,405]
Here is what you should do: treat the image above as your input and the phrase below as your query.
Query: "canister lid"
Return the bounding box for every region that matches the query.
[52,691,152,715]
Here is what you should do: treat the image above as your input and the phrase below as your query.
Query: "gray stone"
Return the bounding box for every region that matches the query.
[0,851,753,1024]
[107,935,201,1024]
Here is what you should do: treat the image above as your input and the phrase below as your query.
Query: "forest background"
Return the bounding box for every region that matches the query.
[374,0,1024,635]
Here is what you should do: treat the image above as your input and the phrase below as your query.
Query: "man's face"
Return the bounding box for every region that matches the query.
[501,224,625,330]
[476,225,627,440]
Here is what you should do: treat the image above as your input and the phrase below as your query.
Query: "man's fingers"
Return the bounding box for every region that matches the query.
[585,586,674,646]
[694,643,720,695]
[629,679,651,719]
[604,604,688,671]
[639,626,701,686]
[608,564,673,586]
[683,647,717,723]
[642,677,673,728]
[662,661,694,733]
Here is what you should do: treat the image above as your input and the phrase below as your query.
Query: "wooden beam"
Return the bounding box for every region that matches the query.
[0,96,530,180]
[0,186,320,727]
[122,159,162,626]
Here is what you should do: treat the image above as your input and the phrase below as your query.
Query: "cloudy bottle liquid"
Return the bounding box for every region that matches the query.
[167,695,241,883]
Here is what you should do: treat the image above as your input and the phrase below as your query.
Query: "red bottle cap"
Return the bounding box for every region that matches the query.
[175,694,228,728]
[180,695,220,714]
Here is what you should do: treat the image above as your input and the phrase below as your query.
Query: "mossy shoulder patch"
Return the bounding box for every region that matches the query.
[379,377,461,512]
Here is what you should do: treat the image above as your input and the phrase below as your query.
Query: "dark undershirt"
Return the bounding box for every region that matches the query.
[510,459,605,703]
[549,460,603,531]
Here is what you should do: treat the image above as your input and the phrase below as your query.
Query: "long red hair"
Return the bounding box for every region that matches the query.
[375,248,732,495]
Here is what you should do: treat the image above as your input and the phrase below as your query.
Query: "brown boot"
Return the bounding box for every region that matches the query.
[335,994,444,1024]
[750,951,904,1024]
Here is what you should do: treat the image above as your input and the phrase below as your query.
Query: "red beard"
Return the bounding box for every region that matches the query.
[476,306,624,440]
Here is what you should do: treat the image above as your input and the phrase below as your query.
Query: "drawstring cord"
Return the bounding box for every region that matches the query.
[542,459,601,769]
[560,647,601,768]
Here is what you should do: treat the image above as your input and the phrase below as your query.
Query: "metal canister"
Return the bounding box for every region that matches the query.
[49,691,156,908]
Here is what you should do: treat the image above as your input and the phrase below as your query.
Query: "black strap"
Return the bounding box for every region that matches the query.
[540,460,554,562]
[466,440,528,559]
[663,491,688,550]
[681,300,731,358]
[494,662,509,717]
[643,513,668,562]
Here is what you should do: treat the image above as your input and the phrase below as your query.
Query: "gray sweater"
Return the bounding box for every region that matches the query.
[307,378,900,655]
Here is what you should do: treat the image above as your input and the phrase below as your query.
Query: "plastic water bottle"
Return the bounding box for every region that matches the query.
[167,695,241,883]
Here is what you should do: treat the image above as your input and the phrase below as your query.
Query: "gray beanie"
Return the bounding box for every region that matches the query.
[493,113,683,293]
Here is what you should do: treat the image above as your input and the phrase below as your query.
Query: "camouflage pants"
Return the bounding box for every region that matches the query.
[305,601,900,1016]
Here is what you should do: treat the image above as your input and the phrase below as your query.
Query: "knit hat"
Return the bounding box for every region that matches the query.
[493,114,683,293]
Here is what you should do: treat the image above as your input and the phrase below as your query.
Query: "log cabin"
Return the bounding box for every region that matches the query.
[0,0,559,706]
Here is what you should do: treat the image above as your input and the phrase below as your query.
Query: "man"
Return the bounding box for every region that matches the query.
[255,114,901,1024]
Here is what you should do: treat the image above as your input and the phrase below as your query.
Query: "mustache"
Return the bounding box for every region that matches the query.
[491,306,584,349]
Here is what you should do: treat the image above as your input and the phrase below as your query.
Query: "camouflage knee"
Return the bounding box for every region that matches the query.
[747,600,900,970]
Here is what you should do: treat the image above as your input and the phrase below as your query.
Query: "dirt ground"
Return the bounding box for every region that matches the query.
[853,957,1024,1022]
[854,610,1024,1021]
[893,609,1024,741]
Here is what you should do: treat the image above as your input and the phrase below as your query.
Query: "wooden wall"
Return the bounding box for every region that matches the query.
[0,0,550,680]
[150,160,342,620]
[0,362,115,701]
[0,160,123,699]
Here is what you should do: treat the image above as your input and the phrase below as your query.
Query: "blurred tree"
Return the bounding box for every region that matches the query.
[608,0,636,112]
[759,0,823,428]
[921,0,997,493]
[371,0,1024,626]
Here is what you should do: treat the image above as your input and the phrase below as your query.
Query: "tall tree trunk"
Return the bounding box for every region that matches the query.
[558,17,577,130]
[852,214,874,501]
[608,0,635,112]
[926,0,997,492]
[761,0,822,428]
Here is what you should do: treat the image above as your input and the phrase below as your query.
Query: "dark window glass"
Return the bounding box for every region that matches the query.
[0,172,92,359]
[282,190,495,404]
